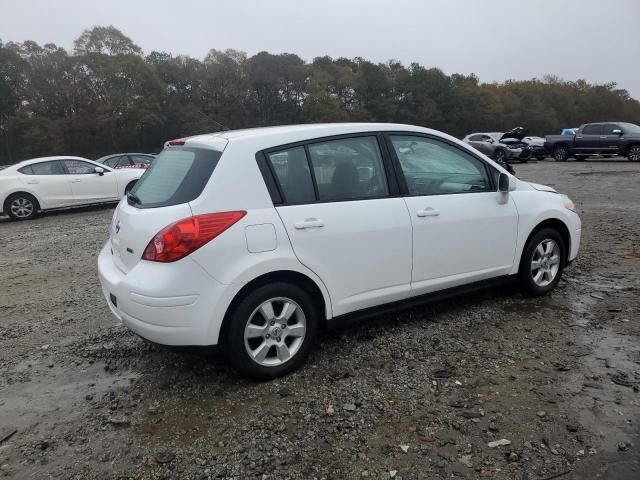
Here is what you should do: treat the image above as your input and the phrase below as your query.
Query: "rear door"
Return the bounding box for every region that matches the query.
[386,134,518,295]
[17,160,73,208]
[574,124,603,153]
[265,134,413,316]
[62,159,118,203]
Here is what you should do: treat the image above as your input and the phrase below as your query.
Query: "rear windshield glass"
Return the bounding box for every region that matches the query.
[128,147,221,208]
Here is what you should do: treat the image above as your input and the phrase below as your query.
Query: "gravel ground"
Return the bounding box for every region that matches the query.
[1,159,639,480]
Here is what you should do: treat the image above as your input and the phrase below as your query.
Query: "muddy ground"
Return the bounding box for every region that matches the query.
[1,160,639,480]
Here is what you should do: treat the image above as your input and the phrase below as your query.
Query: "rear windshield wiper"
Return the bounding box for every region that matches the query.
[127,192,142,205]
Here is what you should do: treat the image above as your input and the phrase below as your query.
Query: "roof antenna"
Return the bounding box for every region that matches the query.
[211,119,231,131]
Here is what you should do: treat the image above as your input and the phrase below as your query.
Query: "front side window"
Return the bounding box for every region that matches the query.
[63,159,98,174]
[267,146,316,204]
[390,135,490,195]
[603,124,620,135]
[129,147,222,208]
[307,136,388,201]
[19,161,65,175]
[102,156,122,168]
[129,155,152,165]
[582,124,603,135]
[468,134,483,142]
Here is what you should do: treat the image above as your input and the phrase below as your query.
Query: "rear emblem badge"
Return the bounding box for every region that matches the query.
[115,220,121,234]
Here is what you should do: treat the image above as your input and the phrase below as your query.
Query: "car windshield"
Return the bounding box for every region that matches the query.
[620,123,640,134]
[489,133,503,142]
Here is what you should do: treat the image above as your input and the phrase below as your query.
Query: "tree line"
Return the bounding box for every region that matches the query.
[1,25,639,165]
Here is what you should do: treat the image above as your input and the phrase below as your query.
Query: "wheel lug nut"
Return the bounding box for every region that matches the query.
[270,321,275,326]
[265,334,270,339]
[276,337,281,342]
[281,324,286,329]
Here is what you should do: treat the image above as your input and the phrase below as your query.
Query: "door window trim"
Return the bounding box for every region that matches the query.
[382,131,498,196]
[257,132,401,206]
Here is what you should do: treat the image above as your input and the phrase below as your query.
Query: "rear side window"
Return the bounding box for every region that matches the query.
[19,161,65,175]
[468,135,483,141]
[267,147,316,203]
[307,136,388,201]
[582,124,603,135]
[128,147,221,208]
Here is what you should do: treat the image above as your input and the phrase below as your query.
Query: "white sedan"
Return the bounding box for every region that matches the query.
[0,156,144,220]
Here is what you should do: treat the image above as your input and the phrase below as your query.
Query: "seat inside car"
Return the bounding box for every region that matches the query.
[331,161,360,199]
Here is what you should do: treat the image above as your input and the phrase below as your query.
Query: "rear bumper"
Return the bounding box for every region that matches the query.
[97,242,227,346]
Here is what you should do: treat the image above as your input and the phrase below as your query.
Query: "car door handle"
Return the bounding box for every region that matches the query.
[416,208,440,217]
[294,218,324,229]
[71,179,81,183]
[25,180,39,184]
[576,136,583,139]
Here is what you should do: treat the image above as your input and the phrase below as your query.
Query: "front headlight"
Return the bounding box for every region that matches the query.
[561,194,576,212]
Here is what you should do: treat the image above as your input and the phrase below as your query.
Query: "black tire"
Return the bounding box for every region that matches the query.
[5,192,39,221]
[519,228,566,297]
[125,180,137,194]
[224,282,319,380]
[553,145,569,162]
[494,149,506,162]
[627,145,640,162]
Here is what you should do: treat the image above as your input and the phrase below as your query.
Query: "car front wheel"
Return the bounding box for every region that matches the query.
[628,145,640,162]
[224,282,318,379]
[494,149,506,162]
[519,228,566,297]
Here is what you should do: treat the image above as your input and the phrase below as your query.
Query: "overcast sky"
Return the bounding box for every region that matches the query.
[1,0,639,99]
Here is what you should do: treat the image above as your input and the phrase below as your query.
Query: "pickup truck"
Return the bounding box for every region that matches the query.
[545,122,640,161]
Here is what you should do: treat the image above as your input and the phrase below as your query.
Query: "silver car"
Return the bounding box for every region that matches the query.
[463,127,530,163]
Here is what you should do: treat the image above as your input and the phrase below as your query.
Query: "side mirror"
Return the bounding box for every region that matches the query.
[498,172,515,192]
[612,129,622,135]
[95,166,105,176]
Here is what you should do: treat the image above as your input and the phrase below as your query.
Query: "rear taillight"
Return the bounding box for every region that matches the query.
[168,138,186,146]
[142,211,246,262]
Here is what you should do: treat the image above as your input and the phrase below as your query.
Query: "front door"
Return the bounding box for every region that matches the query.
[266,136,413,317]
[386,134,519,295]
[62,159,118,204]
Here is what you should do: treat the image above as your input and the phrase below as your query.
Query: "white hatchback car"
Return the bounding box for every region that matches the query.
[0,156,144,220]
[98,124,581,379]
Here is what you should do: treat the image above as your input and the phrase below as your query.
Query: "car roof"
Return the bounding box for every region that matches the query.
[184,123,463,150]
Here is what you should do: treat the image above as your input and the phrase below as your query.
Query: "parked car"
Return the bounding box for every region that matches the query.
[545,122,640,161]
[463,127,531,163]
[0,156,144,220]
[522,136,547,160]
[98,124,581,379]
[96,153,155,169]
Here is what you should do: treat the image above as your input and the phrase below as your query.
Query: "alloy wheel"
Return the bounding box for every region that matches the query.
[243,297,307,367]
[531,239,561,287]
[10,197,34,219]
[629,146,640,162]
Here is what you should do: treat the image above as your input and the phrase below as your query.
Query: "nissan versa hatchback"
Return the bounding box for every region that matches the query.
[98,123,581,379]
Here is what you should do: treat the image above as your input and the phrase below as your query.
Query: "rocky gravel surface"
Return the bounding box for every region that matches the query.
[1,160,639,479]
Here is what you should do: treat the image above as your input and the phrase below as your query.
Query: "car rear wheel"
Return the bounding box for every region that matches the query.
[628,146,640,162]
[6,193,39,221]
[519,228,566,297]
[553,146,569,161]
[224,282,318,379]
